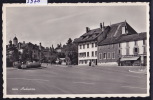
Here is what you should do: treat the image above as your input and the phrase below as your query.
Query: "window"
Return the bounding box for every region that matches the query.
[134,41,137,46]
[135,48,138,52]
[80,53,82,57]
[103,53,106,59]
[87,52,89,57]
[99,53,102,60]
[92,51,94,57]
[112,52,115,59]
[79,53,81,57]
[119,50,120,54]
[119,43,121,48]
[84,52,86,57]
[87,44,89,48]
[80,45,82,49]
[85,60,87,64]
[122,27,126,34]
[95,43,97,47]
[143,46,146,53]
[107,52,111,59]
[133,47,139,55]
[92,43,94,48]
[83,44,85,49]
[95,51,97,57]
[143,40,146,45]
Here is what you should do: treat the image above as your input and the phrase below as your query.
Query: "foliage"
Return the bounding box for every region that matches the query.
[63,38,78,65]
[66,38,73,45]
[50,53,58,64]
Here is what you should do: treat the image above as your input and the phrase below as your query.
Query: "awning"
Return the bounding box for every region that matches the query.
[120,56,139,61]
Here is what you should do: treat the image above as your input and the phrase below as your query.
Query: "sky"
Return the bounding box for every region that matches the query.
[6,4,148,48]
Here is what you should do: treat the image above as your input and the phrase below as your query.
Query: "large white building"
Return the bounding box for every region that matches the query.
[78,41,98,65]
[74,22,107,65]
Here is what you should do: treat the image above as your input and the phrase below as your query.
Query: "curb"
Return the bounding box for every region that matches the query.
[129,70,147,74]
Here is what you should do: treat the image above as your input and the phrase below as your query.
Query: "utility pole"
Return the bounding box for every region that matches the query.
[39,42,42,63]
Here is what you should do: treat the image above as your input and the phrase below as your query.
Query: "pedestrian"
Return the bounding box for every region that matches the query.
[91,61,95,67]
[89,61,91,66]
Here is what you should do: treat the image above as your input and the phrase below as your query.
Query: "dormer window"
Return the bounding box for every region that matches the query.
[122,27,126,34]
[80,45,82,49]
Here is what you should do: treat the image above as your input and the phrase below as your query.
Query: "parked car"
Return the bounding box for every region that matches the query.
[13,61,22,68]
[21,61,41,69]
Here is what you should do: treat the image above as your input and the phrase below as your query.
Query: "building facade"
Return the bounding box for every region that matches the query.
[97,21,138,65]
[74,23,106,65]
[98,27,147,66]
[119,33,147,66]
[98,44,120,65]
[78,41,98,65]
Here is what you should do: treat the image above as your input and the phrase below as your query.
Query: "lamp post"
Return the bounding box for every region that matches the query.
[39,43,42,63]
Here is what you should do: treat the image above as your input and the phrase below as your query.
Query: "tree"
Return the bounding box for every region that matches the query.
[66,38,72,45]
[50,53,58,64]
[63,38,78,65]
[11,47,19,62]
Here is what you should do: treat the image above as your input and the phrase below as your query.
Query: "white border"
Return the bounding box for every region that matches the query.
[2,3,150,98]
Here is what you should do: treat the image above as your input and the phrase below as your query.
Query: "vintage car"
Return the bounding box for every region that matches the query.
[21,61,41,69]
[13,61,41,69]
[13,61,22,68]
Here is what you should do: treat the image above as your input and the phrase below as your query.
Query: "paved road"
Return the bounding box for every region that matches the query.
[7,64,147,94]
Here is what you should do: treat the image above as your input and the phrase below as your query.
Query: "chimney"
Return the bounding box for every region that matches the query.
[101,22,105,31]
[100,23,102,29]
[39,43,42,50]
[86,27,90,33]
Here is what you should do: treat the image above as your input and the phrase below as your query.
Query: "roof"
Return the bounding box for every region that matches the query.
[74,21,137,43]
[99,32,147,46]
[74,28,103,43]
[118,32,146,43]
[98,21,139,46]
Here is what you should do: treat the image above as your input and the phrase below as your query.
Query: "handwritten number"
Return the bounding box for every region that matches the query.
[27,0,41,4]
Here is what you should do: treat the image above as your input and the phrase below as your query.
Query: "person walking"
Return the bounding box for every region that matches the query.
[91,61,95,67]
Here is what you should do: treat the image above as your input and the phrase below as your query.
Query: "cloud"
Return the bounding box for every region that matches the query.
[6,5,147,47]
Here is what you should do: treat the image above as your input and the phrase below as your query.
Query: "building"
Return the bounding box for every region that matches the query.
[74,22,107,65]
[98,21,137,66]
[6,37,42,65]
[55,44,62,53]
[118,32,147,66]
[97,21,147,66]
[13,36,18,46]
[42,47,52,62]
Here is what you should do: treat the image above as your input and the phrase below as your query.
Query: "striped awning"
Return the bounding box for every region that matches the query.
[120,56,139,61]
